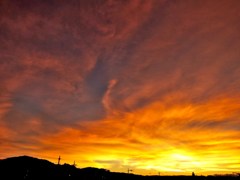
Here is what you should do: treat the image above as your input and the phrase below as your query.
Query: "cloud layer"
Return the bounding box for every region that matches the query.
[0,0,240,175]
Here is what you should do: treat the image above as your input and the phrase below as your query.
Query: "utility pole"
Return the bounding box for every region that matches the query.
[128,168,133,174]
[58,156,61,165]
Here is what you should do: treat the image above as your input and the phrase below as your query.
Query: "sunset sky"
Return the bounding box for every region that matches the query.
[0,0,240,175]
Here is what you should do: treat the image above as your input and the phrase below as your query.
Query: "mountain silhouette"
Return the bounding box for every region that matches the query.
[0,156,135,180]
[0,156,239,180]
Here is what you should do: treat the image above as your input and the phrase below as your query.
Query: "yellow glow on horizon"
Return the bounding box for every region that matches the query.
[33,95,240,174]
[1,95,240,175]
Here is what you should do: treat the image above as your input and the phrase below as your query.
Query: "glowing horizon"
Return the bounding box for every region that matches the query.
[0,0,240,176]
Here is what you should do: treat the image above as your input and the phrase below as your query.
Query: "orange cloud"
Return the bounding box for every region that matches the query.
[16,94,237,175]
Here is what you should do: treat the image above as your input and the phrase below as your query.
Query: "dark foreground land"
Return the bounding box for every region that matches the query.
[0,156,239,180]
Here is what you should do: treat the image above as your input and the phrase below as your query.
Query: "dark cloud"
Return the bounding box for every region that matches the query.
[186,119,240,131]
[0,0,157,125]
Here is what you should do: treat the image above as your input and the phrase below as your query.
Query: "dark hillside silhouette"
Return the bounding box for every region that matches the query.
[0,156,239,180]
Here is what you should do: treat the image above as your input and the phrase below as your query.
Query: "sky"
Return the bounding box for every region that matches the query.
[0,0,240,176]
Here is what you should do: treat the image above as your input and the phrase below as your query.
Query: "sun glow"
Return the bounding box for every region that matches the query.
[1,95,238,175]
